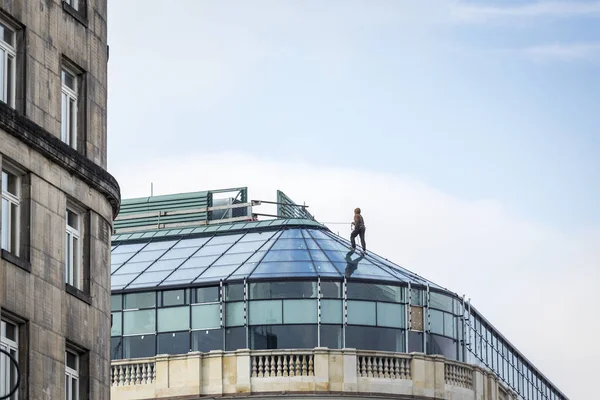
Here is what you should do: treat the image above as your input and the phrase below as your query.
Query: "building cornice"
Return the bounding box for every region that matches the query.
[0,102,121,218]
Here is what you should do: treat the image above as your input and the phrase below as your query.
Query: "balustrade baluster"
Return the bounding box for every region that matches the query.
[301,355,307,376]
[308,355,314,375]
[259,356,265,377]
[295,355,301,376]
[251,357,258,377]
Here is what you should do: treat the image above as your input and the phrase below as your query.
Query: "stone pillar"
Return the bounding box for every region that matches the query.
[154,355,170,391]
[431,355,446,399]
[235,349,251,394]
[342,348,358,392]
[314,347,330,392]
[473,366,486,400]
[155,353,202,398]
[411,353,430,398]
[202,350,224,395]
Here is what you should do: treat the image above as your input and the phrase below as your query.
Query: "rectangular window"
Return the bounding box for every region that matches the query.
[65,208,81,288]
[64,0,79,11]
[1,319,18,400]
[61,68,78,149]
[65,350,79,400]
[0,21,16,107]
[1,169,19,255]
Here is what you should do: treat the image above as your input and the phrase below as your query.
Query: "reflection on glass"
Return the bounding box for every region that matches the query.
[158,307,189,332]
[250,325,317,350]
[158,332,190,355]
[123,335,155,359]
[347,283,402,303]
[249,300,282,325]
[427,334,457,360]
[191,329,223,352]
[320,325,343,349]
[408,331,424,353]
[249,281,317,299]
[225,327,246,351]
[346,326,404,352]
[347,301,376,326]
[283,300,317,324]
[191,304,220,330]
[321,300,343,324]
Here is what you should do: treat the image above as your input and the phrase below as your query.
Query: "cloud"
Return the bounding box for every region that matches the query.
[522,42,600,62]
[453,1,600,23]
[111,151,599,400]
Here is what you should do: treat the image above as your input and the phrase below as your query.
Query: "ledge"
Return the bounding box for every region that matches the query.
[66,283,92,305]
[1,249,31,272]
[0,101,121,218]
[62,1,88,27]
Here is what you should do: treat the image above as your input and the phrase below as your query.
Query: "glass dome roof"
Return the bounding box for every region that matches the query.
[111,223,445,292]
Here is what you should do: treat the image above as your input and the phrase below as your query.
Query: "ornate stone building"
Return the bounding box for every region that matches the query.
[0,1,119,399]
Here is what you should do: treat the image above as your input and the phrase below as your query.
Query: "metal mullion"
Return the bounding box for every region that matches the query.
[317,276,321,347]
[424,284,429,354]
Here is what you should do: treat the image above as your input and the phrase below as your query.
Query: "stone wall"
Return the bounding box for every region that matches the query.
[110,349,519,400]
[0,1,116,399]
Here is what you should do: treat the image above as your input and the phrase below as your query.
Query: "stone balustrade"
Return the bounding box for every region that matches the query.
[110,348,518,400]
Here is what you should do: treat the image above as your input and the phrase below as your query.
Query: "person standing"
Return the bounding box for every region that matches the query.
[350,207,366,253]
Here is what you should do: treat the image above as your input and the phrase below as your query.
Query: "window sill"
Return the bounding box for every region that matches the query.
[1,249,32,273]
[62,1,88,27]
[66,283,92,305]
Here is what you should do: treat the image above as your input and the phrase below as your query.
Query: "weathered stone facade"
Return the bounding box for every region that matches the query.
[0,1,118,399]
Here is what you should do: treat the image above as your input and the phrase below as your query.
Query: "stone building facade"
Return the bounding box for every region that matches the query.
[0,1,119,399]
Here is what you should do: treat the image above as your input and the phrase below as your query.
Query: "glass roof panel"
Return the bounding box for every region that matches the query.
[312,261,341,276]
[226,262,258,280]
[271,238,307,250]
[194,264,240,282]
[140,231,156,238]
[208,233,244,245]
[112,243,147,254]
[242,221,261,229]
[335,260,397,281]
[245,251,267,264]
[227,240,267,254]
[239,231,275,242]
[127,249,168,263]
[127,271,172,288]
[279,229,304,239]
[178,228,195,235]
[309,249,329,262]
[178,255,220,269]
[194,243,232,256]
[323,250,348,263]
[143,240,179,251]
[112,261,152,275]
[315,239,346,251]
[262,249,311,262]
[111,273,140,290]
[159,267,206,286]
[212,252,253,266]
[111,252,136,266]
[153,231,169,238]
[250,261,316,277]
[304,238,320,250]
[174,236,211,249]
[145,258,186,272]
[305,229,331,241]
[160,247,198,260]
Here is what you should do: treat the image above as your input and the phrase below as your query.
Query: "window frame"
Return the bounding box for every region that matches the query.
[1,168,20,256]
[65,207,82,289]
[0,20,16,108]
[1,318,19,400]
[65,350,79,400]
[61,67,78,149]
[63,0,79,11]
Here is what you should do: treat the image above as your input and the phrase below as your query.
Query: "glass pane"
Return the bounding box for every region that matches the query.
[111,312,122,336]
[124,292,155,309]
[128,249,166,263]
[227,240,265,253]
[225,327,246,351]
[178,255,219,269]
[111,295,122,311]
[283,300,317,324]
[408,331,424,353]
[212,252,252,266]
[430,309,444,336]
[195,243,232,256]
[248,300,282,325]
[128,270,171,288]
[67,209,78,229]
[1,198,8,250]
[123,335,155,359]
[61,92,68,141]
[346,326,404,352]
[147,258,186,272]
[195,286,219,303]
[207,234,243,245]
[159,267,205,285]
[63,69,75,90]
[111,337,122,359]
[72,236,79,286]
[157,306,189,332]
[225,302,244,327]
[123,310,156,335]
[321,299,343,324]
[444,313,455,338]
[9,203,17,251]
[191,304,220,330]
[157,331,190,355]
[162,289,185,306]
[251,261,316,277]
[427,334,457,360]
[226,284,244,301]
[320,281,342,298]
[249,281,317,299]
[262,249,311,262]
[347,300,376,325]
[6,55,13,106]
[160,247,197,260]
[66,351,77,369]
[411,289,424,306]
[347,283,402,302]
[430,292,453,313]
[250,325,317,350]
[191,329,223,352]
[377,302,404,328]
[320,325,343,349]
[0,22,14,46]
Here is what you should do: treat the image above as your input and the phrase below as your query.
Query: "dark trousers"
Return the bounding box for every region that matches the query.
[350,227,366,251]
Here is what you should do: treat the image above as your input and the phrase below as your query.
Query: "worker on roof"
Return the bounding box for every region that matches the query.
[350,207,366,253]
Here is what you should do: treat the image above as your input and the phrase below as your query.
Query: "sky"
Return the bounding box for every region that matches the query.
[107,1,600,398]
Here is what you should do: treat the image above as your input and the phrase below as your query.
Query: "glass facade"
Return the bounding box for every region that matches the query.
[110,225,566,400]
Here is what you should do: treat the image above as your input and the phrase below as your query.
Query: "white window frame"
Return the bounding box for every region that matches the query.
[65,208,82,289]
[0,20,16,108]
[1,319,19,400]
[1,168,20,256]
[65,350,79,400]
[64,0,79,11]
[61,68,78,149]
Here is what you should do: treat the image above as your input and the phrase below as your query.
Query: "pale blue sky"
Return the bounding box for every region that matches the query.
[108,0,600,232]
[107,3,600,397]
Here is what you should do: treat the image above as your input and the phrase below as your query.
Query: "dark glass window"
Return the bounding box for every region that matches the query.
[250,325,317,350]
[320,325,342,349]
[162,289,186,306]
[157,331,190,355]
[195,286,219,303]
[111,294,123,311]
[225,327,246,351]
[408,331,424,353]
[347,283,402,303]
[124,292,156,309]
[191,329,223,352]
[123,335,156,359]
[427,334,457,360]
[111,337,123,359]
[410,289,424,306]
[249,281,317,299]
[429,292,453,313]
[226,284,244,301]
[345,326,404,352]
[320,281,342,298]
